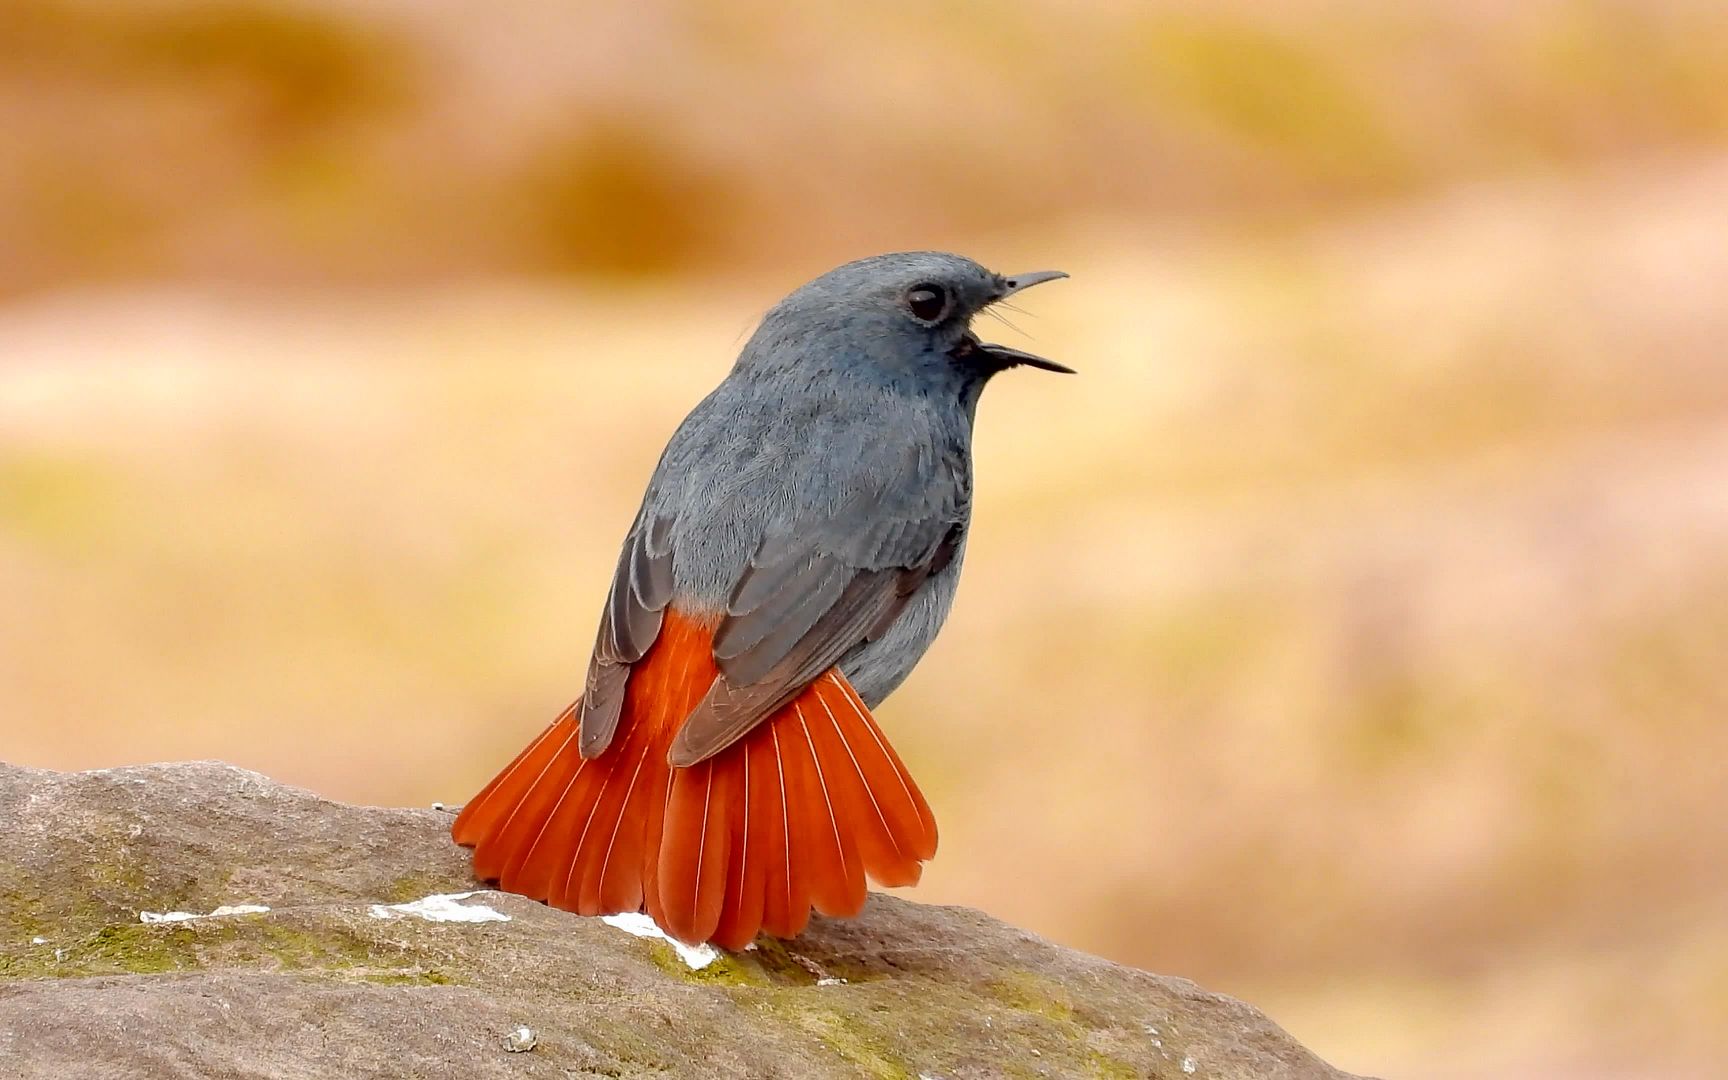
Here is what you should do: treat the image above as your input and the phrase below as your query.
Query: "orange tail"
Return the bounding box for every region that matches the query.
[451,609,937,949]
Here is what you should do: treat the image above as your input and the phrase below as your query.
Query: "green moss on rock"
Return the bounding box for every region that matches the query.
[744,937,818,985]
[642,940,768,987]
[0,876,49,940]
[249,921,378,971]
[381,873,452,904]
[360,968,454,986]
[1,923,203,979]
[990,971,1078,1024]
[0,912,469,988]
[783,1006,913,1080]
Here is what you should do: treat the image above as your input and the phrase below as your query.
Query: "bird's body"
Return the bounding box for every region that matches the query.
[453,252,1068,947]
[643,362,973,705]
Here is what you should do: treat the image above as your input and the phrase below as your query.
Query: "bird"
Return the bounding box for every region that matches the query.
[451,251,1071,948]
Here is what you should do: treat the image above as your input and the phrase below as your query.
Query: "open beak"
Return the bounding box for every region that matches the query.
[979,269,1075,373]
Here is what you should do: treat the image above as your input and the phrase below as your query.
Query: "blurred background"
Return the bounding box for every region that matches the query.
[4,1,1727,1076]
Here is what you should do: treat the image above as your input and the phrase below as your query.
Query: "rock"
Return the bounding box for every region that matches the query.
[0,761,1361,1079]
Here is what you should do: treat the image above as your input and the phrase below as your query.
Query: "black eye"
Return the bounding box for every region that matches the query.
[906,283,948,322]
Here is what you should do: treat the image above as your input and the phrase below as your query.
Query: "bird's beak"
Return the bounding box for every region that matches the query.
[981,269,1074,373]
[998,269,1069,297]
[977,342,1077,374]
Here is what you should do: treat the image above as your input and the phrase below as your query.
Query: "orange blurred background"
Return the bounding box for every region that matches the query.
[5,2,1728,1076]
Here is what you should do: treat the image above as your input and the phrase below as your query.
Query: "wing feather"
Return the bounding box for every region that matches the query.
[668,441,968,767]
[578,513,675,758]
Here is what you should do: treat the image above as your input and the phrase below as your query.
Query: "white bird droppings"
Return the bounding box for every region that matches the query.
[368,891,511,924]
[599,912,719,970]
[139,904,270,924]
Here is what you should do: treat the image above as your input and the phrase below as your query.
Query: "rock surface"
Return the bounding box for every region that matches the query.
[0,761,1360,1079]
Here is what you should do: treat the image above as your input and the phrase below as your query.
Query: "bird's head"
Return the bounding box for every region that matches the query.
[741,251,1072,387]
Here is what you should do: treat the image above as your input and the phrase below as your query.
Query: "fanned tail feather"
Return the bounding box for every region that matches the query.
[452,609,938,947]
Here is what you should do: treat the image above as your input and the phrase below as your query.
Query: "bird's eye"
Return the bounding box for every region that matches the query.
[905,283,949,323]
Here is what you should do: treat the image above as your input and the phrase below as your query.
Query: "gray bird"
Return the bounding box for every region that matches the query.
[452,252,1070,947]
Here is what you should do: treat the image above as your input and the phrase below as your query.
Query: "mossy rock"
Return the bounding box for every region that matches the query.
[0,761,1360,1079]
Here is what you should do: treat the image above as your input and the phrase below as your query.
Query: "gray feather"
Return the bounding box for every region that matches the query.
[716,554,850,670]
[577,514,675,757]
